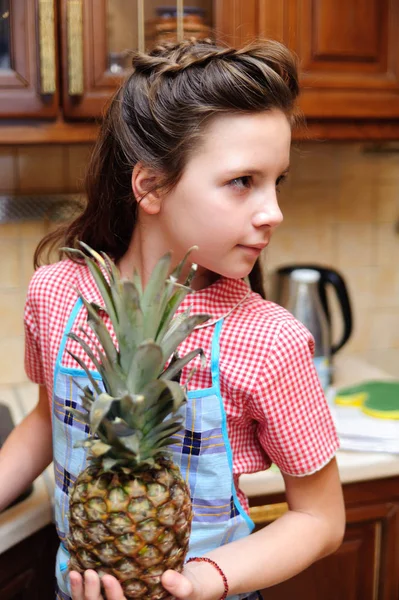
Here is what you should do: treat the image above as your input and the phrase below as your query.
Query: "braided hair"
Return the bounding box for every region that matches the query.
[35,38,300,296]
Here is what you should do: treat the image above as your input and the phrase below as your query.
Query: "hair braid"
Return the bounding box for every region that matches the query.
[130,40,239,77]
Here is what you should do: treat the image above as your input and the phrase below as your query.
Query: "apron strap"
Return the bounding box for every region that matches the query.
[210,318,223,390]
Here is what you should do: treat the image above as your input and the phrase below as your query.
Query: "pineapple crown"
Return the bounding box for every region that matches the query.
[62,242,210,471]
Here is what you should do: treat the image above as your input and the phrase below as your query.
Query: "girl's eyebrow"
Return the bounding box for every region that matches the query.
[223,166,290,177]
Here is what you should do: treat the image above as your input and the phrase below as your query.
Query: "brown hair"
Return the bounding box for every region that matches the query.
[35,38,300,297]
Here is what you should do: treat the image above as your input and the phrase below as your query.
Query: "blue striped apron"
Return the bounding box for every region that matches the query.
[52,298,259,600]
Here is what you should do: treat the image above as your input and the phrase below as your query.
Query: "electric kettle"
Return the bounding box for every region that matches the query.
[273,265,353,387]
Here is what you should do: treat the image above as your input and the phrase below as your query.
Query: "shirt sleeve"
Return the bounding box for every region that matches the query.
[250,319,339,476]
[24,270,46,385]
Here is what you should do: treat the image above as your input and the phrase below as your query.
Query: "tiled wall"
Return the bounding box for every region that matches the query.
[264,143,399,377]
[0,145,92,385]
[0,142,398,385]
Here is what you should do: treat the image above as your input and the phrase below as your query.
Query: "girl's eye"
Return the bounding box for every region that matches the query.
[276,174,287,192]
[228,176,252,190]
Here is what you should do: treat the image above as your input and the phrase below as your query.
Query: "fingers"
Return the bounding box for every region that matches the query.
[70,570,103,600]
[161,569,194,600]
[102,574,127,600]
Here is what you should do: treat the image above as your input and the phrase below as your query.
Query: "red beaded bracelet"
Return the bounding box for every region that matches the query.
[186,556,229,600]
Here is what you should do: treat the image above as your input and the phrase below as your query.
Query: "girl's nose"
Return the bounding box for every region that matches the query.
[252,193,283,229]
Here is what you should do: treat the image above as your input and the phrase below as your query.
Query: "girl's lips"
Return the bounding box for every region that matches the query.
[237,244,265,256]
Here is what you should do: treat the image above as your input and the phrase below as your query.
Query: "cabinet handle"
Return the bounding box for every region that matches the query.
[67,0,84,95]
[137,0,145,52]
[249,502,288,524]
[38,0,57,94]
[176,0,184,42]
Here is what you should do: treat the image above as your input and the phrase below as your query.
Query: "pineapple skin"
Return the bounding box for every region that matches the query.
[67,457,192,600]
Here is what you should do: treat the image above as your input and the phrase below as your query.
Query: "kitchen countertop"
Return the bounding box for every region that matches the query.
[0,355,398,555]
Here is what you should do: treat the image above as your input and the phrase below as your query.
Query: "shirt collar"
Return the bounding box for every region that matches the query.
[75,260,251,323]
[177,276,251,325]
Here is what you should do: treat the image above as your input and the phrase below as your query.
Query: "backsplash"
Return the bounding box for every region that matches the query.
[0,142,398,384]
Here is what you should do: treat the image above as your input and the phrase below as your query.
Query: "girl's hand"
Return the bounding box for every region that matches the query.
[69,570,126,600]
[161,569,196,599]
[70,562,221,600]
[161,562,225,600]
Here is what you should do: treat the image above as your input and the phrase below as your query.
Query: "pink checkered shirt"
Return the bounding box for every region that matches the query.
[24,259,339,511]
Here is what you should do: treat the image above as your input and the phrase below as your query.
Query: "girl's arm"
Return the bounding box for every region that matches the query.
[0,385,53,512]
[70,457,345,600]
[165,456,345,598]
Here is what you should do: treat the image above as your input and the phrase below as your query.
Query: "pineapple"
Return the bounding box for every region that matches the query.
[63,242,210,600]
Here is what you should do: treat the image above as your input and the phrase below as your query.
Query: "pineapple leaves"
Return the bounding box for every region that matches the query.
[161,314,210,367]
[90,441,113,457]
[67,335,103,374]
[161,348,205,382]
[90,392,116,434]
[62,241,213,466]
[127,342,164,394]
[115,280,144,372]
[66,407,90,425]
[117,433,141,455]
[67,352,102,396]
[78,294,118,366]
[141,253,172,340]
[82,252,118,326]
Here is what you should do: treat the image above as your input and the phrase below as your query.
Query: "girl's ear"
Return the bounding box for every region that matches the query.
[132,163,163,215]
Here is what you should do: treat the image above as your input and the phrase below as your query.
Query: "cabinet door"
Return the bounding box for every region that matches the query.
[257,502,399,600]
[60,0,258,119]
[0,0,59,118]
[259,0,399,119]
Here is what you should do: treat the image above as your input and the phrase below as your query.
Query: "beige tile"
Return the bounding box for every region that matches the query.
[373,153,399,183]
[0,240,21,288]
[290,143,343,184]
[373,265,399,308]
[21,238,42,287]
[375,182,399,223]
[280,183,337,227]
[335,223,375,268]
[340,151,382,184]
[67,144,93,192]
[337,178,375,223]
[0,147,17,192]
[19,220,48,239]
[376,224,399,266]
[369,310,399,350]
[336,266,376,310]
[0,337,27,385]
[364,348,399,377]
[0,222,21,239]
[338,308,371,353]
[267,224,336,266]
[17,146,67,192]
[0,290,25,337]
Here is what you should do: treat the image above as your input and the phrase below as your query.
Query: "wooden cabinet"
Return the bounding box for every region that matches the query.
[0,524,59,600]
[0,0,59,118]
[249,476,399,600]
[59,0,258,119]
[258,0,399,127]
[1,0,399,142]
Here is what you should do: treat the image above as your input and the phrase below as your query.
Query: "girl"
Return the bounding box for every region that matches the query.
[0,39,345,600]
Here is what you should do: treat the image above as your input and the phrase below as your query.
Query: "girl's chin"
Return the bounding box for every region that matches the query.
[218,265,255,281]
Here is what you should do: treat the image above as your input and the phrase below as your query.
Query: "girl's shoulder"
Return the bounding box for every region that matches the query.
[223,288,314,362]
[27,258,86,307]
[236,289,308,338]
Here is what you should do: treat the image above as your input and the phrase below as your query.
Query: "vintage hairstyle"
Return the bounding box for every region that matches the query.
[35,38,300,296]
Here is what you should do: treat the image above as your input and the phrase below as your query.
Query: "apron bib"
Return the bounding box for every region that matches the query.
[52,298,258,600]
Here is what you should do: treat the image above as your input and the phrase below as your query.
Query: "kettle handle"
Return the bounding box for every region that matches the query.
[318,268,353,355]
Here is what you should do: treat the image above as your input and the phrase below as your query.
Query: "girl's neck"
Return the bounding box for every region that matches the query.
[115,233,219,291]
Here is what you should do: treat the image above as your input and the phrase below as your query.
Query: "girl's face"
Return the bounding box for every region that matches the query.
[158,109,291,287]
